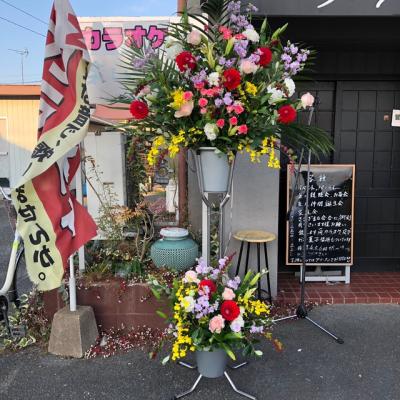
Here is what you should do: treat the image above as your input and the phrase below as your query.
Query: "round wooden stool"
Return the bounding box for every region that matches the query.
[233,230,276,303]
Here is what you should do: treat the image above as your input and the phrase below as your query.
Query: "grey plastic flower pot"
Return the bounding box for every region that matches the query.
[195,349,228,378]
[198,147,230,193]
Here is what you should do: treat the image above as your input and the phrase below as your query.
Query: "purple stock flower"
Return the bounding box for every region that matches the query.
[250,325,264,334]
[132,58,146,69]
[246,3,259,13]
[215,98,224,107]
[223,92,233,105]
[248,53,260,64]
[218,56,226,66]
[227,1,241,14]
[234,40,249,58]
[225,58,237,68]
[191,69,207,85]
[195,257,210,274]
[227,276,241,290]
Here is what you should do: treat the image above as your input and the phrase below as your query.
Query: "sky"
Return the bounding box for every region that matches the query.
[0,0,177,84]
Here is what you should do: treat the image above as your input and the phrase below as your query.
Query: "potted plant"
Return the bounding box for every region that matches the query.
[156,255,277,378]
[115,0,332,191]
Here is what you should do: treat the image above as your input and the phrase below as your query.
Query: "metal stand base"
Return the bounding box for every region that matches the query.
[273,305,344,344]
[174,360,256,400]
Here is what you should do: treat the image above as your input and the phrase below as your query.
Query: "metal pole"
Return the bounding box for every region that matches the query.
[69,254,77,312]
[300,149,312,307]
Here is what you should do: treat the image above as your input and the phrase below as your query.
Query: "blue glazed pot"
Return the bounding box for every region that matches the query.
[150,228,198,271]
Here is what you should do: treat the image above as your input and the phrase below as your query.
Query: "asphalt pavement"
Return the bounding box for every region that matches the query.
[0,304,399,400]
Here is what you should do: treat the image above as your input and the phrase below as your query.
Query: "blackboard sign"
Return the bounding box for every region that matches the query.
[286,164,355,266]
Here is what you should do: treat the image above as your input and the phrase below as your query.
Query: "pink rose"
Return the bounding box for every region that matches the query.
[239,60,258,74]
[238,124,248,134]
[187,29,202,46]
[229,116,238,125]
[301,92,315,109]
[209,315,225,334]
[222,287,236,300]
[184,91,193,101]
[200,108,207,114]
[175,100,194,118]
[195,82,205,90]
[216,119,225,128]
[198,98,208,107]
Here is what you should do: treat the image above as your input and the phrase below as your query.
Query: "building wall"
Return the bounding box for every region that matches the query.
[0,97,39,188]
[188,152,280,298]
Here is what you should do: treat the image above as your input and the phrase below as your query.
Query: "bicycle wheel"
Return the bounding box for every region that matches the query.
[8,246,27,309]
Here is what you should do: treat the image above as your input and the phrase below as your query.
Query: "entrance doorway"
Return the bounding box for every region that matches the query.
[334,81,400,271]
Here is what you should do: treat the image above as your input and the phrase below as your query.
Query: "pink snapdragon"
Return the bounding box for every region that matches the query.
[219,26,232,40]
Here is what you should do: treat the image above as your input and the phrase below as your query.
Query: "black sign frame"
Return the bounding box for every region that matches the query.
[286,164,355,266]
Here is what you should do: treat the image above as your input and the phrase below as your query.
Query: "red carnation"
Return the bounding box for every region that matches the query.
[175,51,197,72]
[223,68,241,91]
[221,300,240,321]
[198,279,217,297]
[129,100,149,120]
[258,47,273,67]
[278,105,297,124]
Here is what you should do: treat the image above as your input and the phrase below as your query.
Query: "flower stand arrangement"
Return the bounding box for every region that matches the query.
[117,1,332,172]
[155,256,278,399]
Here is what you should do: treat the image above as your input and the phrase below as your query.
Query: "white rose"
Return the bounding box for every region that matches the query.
[186,29,202,46]
[181,296,195,312]
[165,37,183,59]
[284,78,296,97]
[242,28,260,43]
[208,72,220,87]
[204,123,218,141]
[267,85,285,104]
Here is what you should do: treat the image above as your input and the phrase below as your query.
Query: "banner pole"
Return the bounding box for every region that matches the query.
[69,255,77,312]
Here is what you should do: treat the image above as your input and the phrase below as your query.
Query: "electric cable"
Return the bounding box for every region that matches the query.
[0,0,47,25]
[0,15,46,37]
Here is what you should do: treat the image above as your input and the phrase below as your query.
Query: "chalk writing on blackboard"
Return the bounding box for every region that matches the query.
[286,165,355,265]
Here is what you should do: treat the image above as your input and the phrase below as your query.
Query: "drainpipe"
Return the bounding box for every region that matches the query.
[177,0,188,226]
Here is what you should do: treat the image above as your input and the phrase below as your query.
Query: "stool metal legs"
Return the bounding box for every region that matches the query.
[235,241,244,276]
[236,241,272,303]
[264,243,272,304]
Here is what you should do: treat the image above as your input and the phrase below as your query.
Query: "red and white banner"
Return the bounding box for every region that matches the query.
[12,0,97,291]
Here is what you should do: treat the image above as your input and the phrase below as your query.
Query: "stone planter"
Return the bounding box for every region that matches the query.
[42,279,170,332]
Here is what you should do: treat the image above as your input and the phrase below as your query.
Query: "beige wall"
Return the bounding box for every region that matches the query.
[0,97,39,187]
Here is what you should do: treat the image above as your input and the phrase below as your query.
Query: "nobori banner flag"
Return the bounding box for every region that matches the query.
[12,0,97,291]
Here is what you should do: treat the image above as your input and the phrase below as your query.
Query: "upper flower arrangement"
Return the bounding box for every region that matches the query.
[116,0,332,168]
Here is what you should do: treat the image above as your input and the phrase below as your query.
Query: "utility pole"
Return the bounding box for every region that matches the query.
[8,48,29,84]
